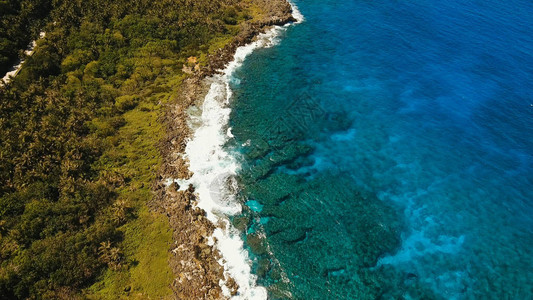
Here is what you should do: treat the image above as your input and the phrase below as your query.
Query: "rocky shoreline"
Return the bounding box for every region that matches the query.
[150,1,295,298]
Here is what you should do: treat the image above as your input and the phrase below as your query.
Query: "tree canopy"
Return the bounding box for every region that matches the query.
[0,0,254,298]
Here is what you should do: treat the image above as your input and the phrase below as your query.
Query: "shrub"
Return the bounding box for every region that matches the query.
[114,95,140,112]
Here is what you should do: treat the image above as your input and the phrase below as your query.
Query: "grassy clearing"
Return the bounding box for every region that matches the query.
[0,0,276,297]
[87,6,263,299]
[87,96,174,299]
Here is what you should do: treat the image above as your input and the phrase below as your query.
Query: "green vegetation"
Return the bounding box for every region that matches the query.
[0,0,51,75]
[0,0,256,298]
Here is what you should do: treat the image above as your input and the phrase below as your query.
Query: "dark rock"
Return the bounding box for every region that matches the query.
[170,182,180,191]
[247,233,268,255]
[233,215,251,232]
[257,258,271,278]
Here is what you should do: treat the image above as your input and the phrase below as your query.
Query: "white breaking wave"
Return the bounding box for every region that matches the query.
[183,2,303,299]
[290,0,305,23]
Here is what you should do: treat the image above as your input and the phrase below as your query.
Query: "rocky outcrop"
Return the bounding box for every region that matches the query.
[202,0,296,77]
[150,0,296,299]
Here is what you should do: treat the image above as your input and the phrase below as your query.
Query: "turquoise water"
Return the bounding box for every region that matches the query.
[228,0,533,298]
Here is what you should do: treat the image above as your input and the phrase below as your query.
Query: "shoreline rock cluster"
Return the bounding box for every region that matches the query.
[150,1,295,298]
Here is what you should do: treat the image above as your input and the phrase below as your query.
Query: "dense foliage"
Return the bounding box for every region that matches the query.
[0,0,251,298]
[0,0,52,75]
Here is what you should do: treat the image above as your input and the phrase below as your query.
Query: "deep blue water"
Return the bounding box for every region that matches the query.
[228,0,533,298]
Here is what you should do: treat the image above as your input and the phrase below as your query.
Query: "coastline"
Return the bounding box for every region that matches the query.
[151,1,302,298]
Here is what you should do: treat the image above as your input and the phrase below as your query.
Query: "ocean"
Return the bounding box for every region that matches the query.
[195,0,533,298]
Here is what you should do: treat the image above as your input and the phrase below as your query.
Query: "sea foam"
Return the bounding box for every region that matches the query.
[183,2,303,299]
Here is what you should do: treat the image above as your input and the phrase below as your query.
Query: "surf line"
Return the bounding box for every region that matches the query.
[182,2,303,299]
